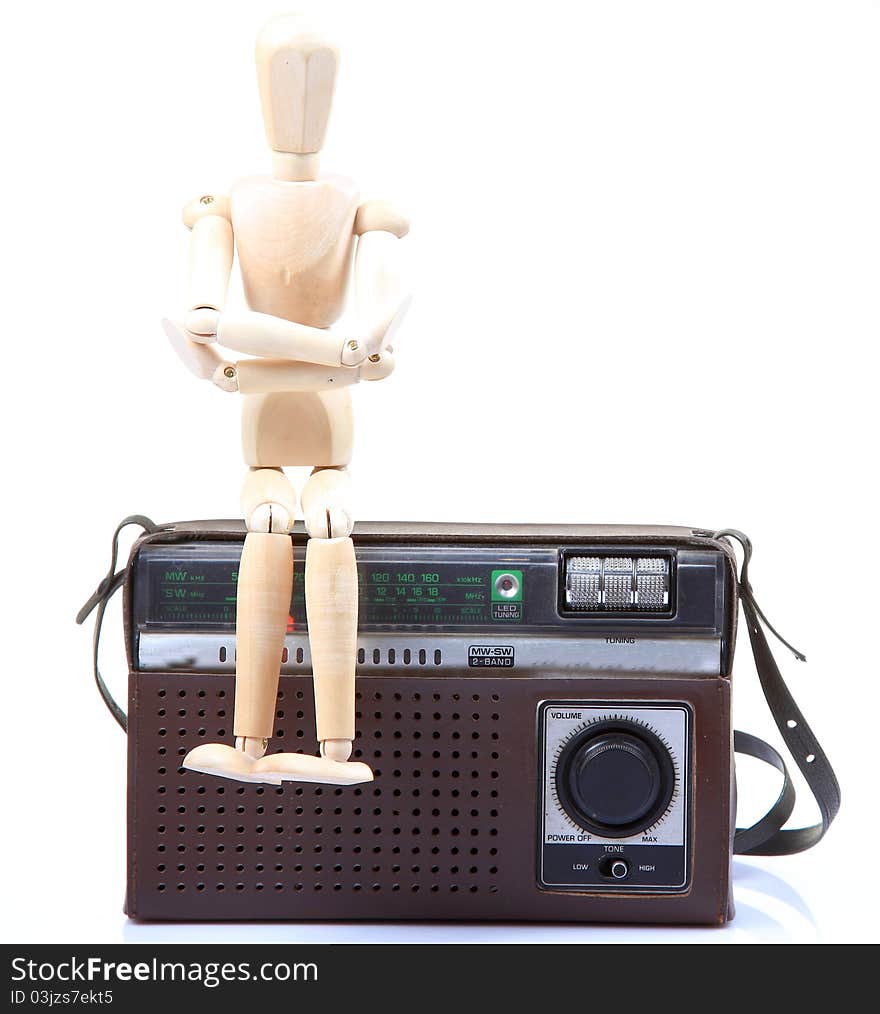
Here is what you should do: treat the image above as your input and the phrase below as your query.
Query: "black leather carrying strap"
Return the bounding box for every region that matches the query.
[76,515,160,732]
[77,518,839,857]
[718,530,841,856]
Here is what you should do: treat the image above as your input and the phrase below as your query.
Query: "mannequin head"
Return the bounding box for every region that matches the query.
[255,14,340,181]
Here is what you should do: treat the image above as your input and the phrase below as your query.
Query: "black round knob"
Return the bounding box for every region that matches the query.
[555,720,675,838]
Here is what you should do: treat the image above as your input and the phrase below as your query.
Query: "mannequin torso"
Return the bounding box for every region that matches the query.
[231,173,360,466]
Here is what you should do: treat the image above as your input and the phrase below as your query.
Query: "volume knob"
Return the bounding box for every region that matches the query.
[555,720,675,838]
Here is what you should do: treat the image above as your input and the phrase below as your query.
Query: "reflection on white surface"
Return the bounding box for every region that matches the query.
[121,860,818,945]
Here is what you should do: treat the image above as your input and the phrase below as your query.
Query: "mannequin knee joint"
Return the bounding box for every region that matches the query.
[246,502,293,534]
[304,506,353,539]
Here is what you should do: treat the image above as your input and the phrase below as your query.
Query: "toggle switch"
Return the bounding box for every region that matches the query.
[597,855,631,880]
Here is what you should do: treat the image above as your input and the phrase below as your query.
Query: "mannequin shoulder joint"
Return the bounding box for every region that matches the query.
[354,200,410,239]
[182,193,232,230]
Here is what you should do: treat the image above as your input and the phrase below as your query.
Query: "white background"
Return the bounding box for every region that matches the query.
[2,0,878,944]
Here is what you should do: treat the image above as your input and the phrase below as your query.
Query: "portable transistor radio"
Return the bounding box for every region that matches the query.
[77,518,839,925]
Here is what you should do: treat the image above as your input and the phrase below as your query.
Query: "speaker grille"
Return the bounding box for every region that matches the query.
[139,677,502,904]
[129,670,732,924]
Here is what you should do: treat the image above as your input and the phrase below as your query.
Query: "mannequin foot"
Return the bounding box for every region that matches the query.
[251,751,374,786]
[182,742,282,784]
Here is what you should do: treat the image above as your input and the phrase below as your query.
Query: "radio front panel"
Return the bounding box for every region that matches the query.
[133,541,728,677]
[126,672,731,924]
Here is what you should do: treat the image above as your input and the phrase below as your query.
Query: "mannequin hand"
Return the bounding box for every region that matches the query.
[186,307,220,343]
[360,348,396,381]
[163,318,230,385]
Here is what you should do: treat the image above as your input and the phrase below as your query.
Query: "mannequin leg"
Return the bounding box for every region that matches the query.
[253,467,372,785]
[233,530,293,744]
[182,468,295,782]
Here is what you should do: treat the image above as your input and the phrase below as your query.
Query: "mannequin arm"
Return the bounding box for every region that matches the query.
[216,311,363,368]
[182,195,234,338]
[161,320,357,393]
[233,357,363,393]
[354,201,411,361]
[162,319,237,391]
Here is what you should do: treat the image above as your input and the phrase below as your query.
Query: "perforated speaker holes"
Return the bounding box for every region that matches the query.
[146,681,502,899]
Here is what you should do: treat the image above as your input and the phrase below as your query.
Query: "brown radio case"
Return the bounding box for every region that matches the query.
[121,521,739,924]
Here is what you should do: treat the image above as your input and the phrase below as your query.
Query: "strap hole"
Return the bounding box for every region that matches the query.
[806,754,815,763]
[786,719,798,729]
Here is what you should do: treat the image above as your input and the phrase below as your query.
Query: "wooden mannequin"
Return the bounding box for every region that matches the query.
[164,14,410,786]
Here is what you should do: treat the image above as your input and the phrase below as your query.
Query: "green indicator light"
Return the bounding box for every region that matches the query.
[491,569,523,602]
